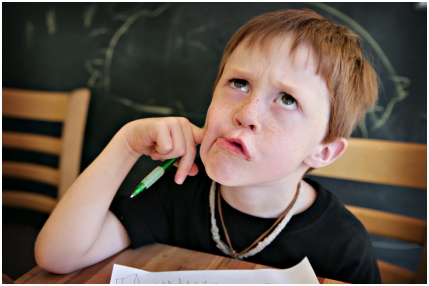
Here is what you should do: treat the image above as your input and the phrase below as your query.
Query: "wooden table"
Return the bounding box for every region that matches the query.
[16,243,345,284]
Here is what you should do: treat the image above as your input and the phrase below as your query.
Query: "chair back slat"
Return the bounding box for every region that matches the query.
[3,131,62,155]
[3,162,59,186]
[310,138,427,189]
[3,89,70,122]
[378,260,414,284]
[346,205,426,245]
[2,190,57,214]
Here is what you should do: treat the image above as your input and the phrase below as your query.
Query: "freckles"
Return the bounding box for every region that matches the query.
[210,102,235,123]
[264,123,301,160]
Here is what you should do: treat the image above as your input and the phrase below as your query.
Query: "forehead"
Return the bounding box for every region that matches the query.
[226,35,318,74]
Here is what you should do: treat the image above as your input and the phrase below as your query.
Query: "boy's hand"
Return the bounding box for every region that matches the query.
[125,117,206,185]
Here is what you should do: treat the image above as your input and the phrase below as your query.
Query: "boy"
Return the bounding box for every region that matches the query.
[35,9,380,283]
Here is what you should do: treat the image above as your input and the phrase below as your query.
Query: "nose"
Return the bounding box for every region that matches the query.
[233,95,262,133]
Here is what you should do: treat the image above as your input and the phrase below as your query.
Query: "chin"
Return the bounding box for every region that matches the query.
[201,154,237,185]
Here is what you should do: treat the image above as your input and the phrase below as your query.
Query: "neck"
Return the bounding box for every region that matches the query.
[220,178,316,218]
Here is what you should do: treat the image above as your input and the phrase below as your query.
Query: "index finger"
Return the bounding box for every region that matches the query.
[174,123,206,184]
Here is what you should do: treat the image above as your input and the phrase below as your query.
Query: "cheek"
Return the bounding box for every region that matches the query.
[204,98,235,132]
[210,97,235,116]
[259,126,308,170]
[267,138,297,162]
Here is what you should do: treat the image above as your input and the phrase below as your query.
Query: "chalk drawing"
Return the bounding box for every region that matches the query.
[85,58,105,88]
[103,3,171,93]
[26,20,34,49]
[82,3,219,119]
[83,4,97,28]
[79,3,415,126]
[112,96,174,115]
[45,7,57,35]
[309,2,413,136]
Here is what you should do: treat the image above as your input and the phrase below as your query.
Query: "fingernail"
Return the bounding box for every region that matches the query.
[176,176,185,185]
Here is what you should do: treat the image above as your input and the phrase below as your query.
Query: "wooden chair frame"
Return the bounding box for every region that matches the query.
[2,87,90,213]
[310,137,427,283]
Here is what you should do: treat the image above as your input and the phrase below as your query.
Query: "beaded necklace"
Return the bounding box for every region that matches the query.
[209,181,302,259]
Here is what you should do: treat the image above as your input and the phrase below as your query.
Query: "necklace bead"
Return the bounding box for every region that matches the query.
[209,181,302,259]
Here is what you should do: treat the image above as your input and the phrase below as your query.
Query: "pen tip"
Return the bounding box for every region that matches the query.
[130,194,134,198]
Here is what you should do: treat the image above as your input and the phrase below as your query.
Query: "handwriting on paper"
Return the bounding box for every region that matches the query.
[110,257,319,284]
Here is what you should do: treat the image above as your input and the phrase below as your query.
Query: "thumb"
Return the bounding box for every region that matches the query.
[192,124,207,145]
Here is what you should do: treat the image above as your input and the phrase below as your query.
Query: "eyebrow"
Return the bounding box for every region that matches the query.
[223,67,251,78]
[274,77,303,97]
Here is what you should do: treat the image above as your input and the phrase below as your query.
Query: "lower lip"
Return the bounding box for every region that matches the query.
[216,138,245,157]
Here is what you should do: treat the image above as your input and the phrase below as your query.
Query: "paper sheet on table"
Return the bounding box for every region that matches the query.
[110,256,319,284]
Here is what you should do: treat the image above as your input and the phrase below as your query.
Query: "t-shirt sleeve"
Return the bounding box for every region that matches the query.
[109,169,177,248]
[325,207,381,283]
[109,157,211,251]
[303,179,381,283]
[336,227,381,283]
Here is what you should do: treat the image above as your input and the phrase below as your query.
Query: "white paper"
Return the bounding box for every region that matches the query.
[110,257,319,284]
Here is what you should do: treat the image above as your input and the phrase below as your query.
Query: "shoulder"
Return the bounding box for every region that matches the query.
[300,178,380,283]
[302,177,366,231]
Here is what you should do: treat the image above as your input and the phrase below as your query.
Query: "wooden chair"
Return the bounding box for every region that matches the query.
[2,87,90,213]
[310,137,427,284]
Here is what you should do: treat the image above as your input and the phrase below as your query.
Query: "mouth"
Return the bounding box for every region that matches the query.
[221,137,251,159]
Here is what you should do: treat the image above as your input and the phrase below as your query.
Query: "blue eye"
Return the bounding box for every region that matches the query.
[230,79,249,92]
[276,93,297,110]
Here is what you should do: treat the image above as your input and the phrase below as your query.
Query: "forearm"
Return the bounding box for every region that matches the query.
[35,124,137,271]
[35,117,205,273]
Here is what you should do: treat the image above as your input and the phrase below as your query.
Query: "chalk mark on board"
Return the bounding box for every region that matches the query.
[83,4,97,28]
[84,3,171,92]
[80,28,110,44]
[175,23,219,51]
[369,75,410,130]
[83,3,210,118]
[308,2,413,136]
[112,96,174,115]
[26,20,34,49]
[85,58,106,88]
[163,15,220,113]
[103,3,171,93]
[46,7,57,35]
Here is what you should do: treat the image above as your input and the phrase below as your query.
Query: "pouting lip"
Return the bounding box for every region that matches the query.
[225,137,251,158]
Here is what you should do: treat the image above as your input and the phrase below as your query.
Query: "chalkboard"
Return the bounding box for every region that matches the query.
[2,2,427,273]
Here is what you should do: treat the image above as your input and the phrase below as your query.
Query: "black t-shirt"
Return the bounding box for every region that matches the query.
[110,158,380,283]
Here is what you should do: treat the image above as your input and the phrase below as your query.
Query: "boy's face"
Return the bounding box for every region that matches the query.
[200,36,331,187]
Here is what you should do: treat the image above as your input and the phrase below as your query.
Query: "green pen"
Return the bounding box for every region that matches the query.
[130,125,204,198]
[130,158,177,198]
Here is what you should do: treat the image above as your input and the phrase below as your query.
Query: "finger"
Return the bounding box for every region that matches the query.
[151,122,175,156]
[187,163,199,176]
[151,119,186,160]
[174,120,199,184]
[175,122,206,180]
[173,161,199,176]
[192,124,207,145]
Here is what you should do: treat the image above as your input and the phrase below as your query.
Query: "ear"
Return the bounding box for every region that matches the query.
[303,137,348,169]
